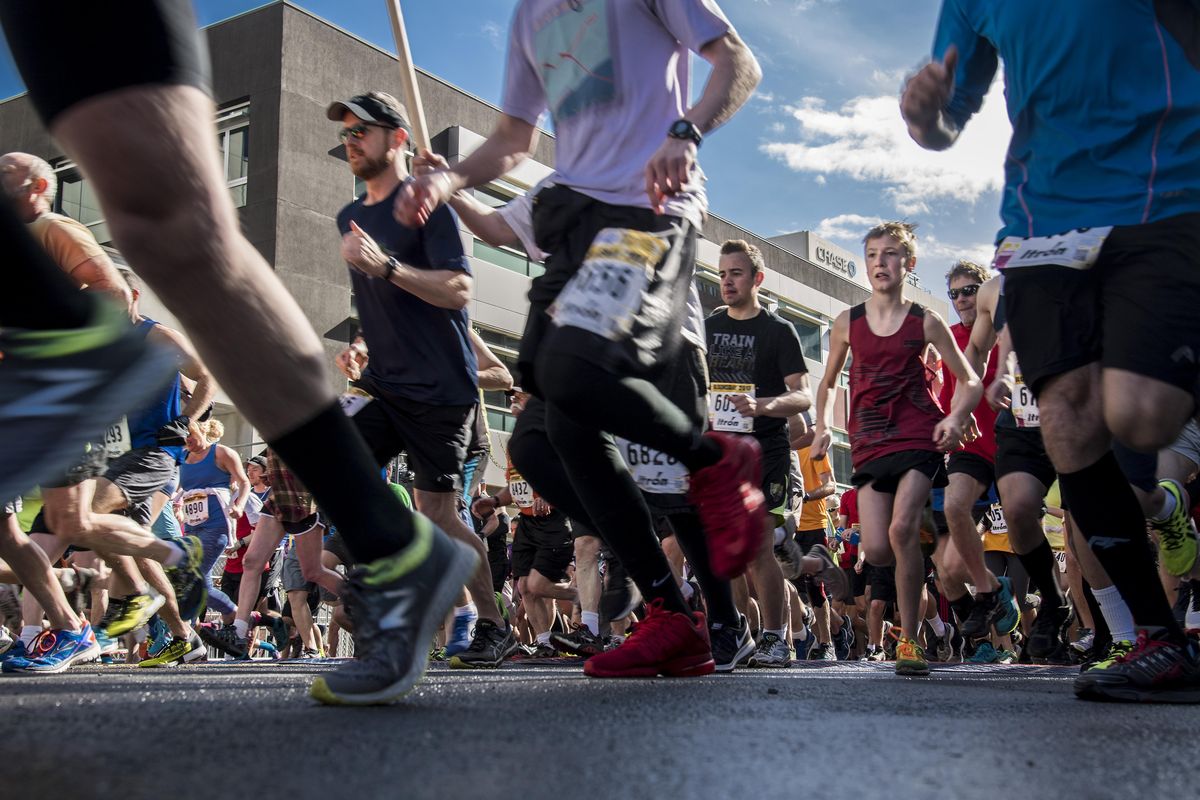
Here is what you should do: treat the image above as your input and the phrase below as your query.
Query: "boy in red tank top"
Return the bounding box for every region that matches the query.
[812,222,982,676]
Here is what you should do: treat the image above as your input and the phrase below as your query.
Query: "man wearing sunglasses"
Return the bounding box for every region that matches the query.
[933,261,1021,647]
[326,91,518,679]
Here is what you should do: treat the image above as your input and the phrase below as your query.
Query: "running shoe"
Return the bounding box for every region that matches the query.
[1075,628,1200,703]
[138,633,202,667]
[684,580,704,614]
[550,625,605,657]
[774,535,804,581]
[996,648,1018,664]
[1151,479,1198,576]
[167,536,207,620]
[95,629,118,656]
[809,643,837,662]
[3,623,100,674]
[0,625,12,655]
[927,622,956,663]
[748,631,793,668]
[528,642,559,659]
[0,304,179,502]
[1187,581,1200,632]
[794,627,815,661]
[1028,603,1071,660]
[448,618,519,669]
[584,600,714,678]
[967,641,999,664]
[1079,639,1135,673]
[862,648,887,662]
[309,516,479,705]
[688,432,765,580]
[833,615,854,661]
[298,647,322,659]
[895,636,930,676]
[805,544,851,603]
[99,592,165,638]
[1071,628,1095,655]
[198,624,249,660]
[1,638,28,667]
[443,605,477,658]
[600,576,642,624]
[146,616,171,659]
[710,614,755,672]
[960,578,1020,639]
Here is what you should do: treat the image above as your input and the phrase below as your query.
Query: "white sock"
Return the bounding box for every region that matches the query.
[765,628,785,639]
[1093,585,1137,642]
[536,631,552,645]
[1151,484,1178,522]
[233,619,249,638]
[20,625,42,647]
[796,624,810,641]
[680,581,695,601]
[928,614,947,638]
[163,542,185,567]
[454,604,476,618]
[581,611,600,636]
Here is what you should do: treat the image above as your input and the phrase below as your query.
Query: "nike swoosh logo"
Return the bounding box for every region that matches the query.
[378,588,416,630]
[651,574,672,588]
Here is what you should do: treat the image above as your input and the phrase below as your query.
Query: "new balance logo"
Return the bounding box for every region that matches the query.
[379,588,417,630]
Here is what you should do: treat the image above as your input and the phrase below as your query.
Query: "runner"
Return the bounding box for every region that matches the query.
[0,0,478,706]
[812,222,982,677]
[904,0,1200,701]
[395,0,764,678]
[794,443,840,659]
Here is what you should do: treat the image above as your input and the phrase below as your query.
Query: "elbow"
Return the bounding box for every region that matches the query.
[451,289,471,311]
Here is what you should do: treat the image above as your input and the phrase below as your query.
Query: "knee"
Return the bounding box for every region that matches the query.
[863,542,893,567]
[887,518,918,548]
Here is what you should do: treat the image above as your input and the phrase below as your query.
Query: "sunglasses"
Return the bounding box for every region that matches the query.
[338,122,395,143]
[947,284,981,300]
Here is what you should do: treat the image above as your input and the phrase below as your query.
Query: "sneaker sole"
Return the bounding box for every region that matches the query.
[1074,679,1200,704]
[548,633,603,657]
[196,628,249,660]
[310,538,480,706]
[895,662,930,676]
[17,641,102,674]
[103,593,167,638]
[447,636,521,670]
[584,652,716,678]
[713,636,757,673]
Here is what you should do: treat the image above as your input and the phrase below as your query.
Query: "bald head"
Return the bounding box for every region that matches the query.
[1,152,56,220]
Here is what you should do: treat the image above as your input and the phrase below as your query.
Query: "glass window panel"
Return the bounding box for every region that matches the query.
[226,127,249,181]
[473,240,531,276]
[831,444,853,489]
[229,183,247,208]
[78,177,104,225]
[86,220,112,246]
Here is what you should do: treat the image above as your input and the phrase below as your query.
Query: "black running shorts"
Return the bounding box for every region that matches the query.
[994,426,1056,489]
[1003,213,1200,397]
[511,512,574,582]
[851,450,948,494]
[946,450,995,489]
[0,0,211,127]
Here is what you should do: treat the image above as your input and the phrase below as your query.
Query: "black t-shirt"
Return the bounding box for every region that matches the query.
[336,183,478,406]
[705,307,808,437]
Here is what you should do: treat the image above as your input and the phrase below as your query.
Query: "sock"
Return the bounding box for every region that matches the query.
[20,625,42,647]
[796,624,810,641]
[0,197,96,329]
[270,404,417,564]
[1061,452,1183,640]
[1149,484,1178,523]
[454,604,475,618]
[927,613,946,638]
[765,628,785,639]
[233,619,249,638]
[536,631,552,645]
[680,580,695,601]
[1093,584,1137,643]
[163,542,184,567]
[581,611,600,636]
[950,595,974,627]
[1017,540,1066,606]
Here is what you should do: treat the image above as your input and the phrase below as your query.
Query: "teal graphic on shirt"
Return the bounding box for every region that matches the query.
[535,0,616,121]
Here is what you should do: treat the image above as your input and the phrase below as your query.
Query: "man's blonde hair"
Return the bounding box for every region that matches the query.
[862,221,918,259]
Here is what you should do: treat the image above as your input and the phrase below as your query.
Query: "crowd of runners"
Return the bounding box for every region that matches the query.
[1,0,1199,706]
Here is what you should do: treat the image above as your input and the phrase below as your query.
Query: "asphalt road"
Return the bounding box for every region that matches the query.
[2,659,1194,800]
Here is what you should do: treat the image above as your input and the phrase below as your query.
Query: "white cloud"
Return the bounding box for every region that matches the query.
[813,174,826,185]
[814,213,883,241]
[760,78,1011,215]
[481,21,504,50]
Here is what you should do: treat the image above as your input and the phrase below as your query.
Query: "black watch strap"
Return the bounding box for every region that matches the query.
[668,118,702,147]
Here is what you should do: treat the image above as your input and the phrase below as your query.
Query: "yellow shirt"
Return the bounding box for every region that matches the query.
[29,212,105,275]
[1042,480,1066,551]
[797,446,832,532]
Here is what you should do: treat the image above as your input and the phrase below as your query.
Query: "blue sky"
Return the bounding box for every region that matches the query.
[0,0,1010,291]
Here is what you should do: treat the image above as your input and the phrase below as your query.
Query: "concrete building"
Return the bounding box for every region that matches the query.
[0,0,948,489]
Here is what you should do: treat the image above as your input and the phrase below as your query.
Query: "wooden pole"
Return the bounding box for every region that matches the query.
[385,0,431,152]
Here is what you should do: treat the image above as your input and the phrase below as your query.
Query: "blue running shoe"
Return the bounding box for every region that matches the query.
[95,629,119,656]
[5,624,100,674]
[1,638,29,670]
[146,615,171,659]
[994,576,1022,636]
[443,606,477,658]
[967,641,1000,664]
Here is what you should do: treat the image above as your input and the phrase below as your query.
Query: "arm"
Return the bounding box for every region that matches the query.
[215,444,252,517]
[925,311,983,450]
[737,372,813,420]
[788,414,814,450]
[470,329,514,392]
[811,312,851,459]
[962,277,1000,374]
[396,114,539,227]
[413,148,525,250]
[341,219,473,310]
[69,255,132,307]
[147,324,215,423]
[985,326,1015,412]
[804,466,837,503]
[472,488,512,519]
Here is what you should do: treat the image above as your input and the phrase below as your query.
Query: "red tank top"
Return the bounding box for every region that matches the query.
[848,302,943,466]
[939,322,998,461]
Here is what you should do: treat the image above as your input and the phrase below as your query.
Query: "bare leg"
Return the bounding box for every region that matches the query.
[415,490,498,624]
[574,535,602,616]
[747,522,786,631]
[0,513,80,631]
[236,515,286,628]
[287,590,319,653]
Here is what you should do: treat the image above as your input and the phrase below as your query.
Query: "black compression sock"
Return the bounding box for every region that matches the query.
[0,197,96,329]
[950,595,974,627]
[1017,540,1066,607]
[1060,451,1184,641]
[269,402,415,564]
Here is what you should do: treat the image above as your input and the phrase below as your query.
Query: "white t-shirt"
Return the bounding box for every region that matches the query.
[502,0,731,229]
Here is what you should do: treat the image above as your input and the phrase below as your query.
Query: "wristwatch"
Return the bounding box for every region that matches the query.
[667,118,702,148]
[382,256,399,281]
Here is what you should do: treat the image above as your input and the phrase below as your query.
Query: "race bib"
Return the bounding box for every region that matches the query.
[548,228,665,340]
[1011,372,1040,428]
[338,390,373,417]
[709,383,755,433]
[182,490,210,527]
[993,227,1112,271]
[104,416,131,460]
[615,437,689,495]
[985,503,1009,535]
[1054,549,1068,574]
[508,476,535,509]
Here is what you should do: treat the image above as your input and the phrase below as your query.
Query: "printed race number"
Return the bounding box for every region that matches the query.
[548,228,666,340]
[708,383,755,433]
[104,416,132,459]
[992,227,1112,271]
[1011,370,1040,429]
[615,437,688,495]
[182,490,210,527]
[508,476,535,509]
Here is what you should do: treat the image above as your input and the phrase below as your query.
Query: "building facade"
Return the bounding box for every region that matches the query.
[0,1,948,489]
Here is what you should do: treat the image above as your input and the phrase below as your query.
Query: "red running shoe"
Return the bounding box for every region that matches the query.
[688,432,765,579]
[583,600,715,678]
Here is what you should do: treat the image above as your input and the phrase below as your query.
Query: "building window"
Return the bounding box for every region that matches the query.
[55,168,110,245]
[472,239,544,278]
[830,442,853,490]
[216,103,250,208]
[779,307,823,363]
[696,273,723,316]
[476,326,522,432]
